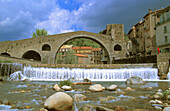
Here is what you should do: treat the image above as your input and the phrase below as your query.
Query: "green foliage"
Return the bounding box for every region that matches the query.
[56,52,63,64]
[124,33,129,41]
[162,90,170,100]
[64,50,77,64]
[59,79,73,87]
[0,59,13,63]
[32,28,48,38]
[65,38,100,48]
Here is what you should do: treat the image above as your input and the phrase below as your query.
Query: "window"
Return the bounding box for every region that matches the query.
[114,44,122,51]
[164,26,167,33]
[165,48,170,52]
[42,44,51,51]
[165,36,168,43]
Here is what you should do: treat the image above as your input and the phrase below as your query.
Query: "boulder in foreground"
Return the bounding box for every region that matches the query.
[44,92,73,111]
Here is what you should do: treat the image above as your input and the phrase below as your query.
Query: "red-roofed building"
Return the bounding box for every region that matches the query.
[58,45,103,64]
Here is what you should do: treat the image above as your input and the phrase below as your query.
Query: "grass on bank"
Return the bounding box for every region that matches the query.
[59,79,73,87]
[0,59,13,63]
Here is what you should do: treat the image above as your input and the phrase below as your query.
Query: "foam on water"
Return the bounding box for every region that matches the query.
[22,66,159,81]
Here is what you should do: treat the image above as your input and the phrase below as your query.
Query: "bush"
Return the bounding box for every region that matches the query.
[162,90,170,100]
[59,79,73,87]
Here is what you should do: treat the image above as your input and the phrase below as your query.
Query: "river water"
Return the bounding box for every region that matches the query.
[1,81,170,111]
[0,64,170,111]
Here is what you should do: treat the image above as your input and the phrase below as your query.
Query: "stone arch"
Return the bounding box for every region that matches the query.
[22,50,41,61]
[42,44,51,51]
[54,35,111,64]
[0,52,11,56]
[114,44,122,51]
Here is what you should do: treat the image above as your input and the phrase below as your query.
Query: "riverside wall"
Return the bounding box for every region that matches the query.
[157,53,170,79]
[28,63,157,69]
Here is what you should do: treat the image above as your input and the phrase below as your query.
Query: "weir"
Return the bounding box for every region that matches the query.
[0,63,167,81]
[23,66,159,81]
[0,63,23,78]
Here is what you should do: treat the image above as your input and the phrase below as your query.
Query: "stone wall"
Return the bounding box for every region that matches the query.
[157,53,170,79]
[114,55,157,64]
[29,63,157,69]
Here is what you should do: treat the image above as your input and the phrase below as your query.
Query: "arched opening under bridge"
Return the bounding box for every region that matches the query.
[22,50,41,61]
[54,36,110,64]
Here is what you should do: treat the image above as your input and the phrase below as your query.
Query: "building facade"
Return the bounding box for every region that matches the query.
[128,8,164,56]
[155,6,170,53]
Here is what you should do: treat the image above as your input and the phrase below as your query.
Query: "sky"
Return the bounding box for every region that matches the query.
[0,0,169,41]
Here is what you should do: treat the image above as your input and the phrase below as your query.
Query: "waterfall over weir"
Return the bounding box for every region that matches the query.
[23,66,159,81]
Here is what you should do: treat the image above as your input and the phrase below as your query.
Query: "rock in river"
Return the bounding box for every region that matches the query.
[61,85,72,91]
[126,76,145,85]
[53,84,62,91]
[73,94,87,102]
[44,92,73,111]
[89,84,104,92]
[106,84,117,91]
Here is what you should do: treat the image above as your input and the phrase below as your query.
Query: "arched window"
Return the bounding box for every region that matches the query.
[22,50,41,61]
[42,44,51,51]
[114,44,122,51]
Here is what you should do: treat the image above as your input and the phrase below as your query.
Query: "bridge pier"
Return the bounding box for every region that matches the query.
[157,53,170,79]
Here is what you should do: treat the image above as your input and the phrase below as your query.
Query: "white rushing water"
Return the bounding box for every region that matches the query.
[22,66,159,81]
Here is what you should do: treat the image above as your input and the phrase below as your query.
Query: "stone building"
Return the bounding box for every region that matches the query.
[59,45,73,55]
[128,8,163,56]
[154,6,170,53]
[100,24,127,60]
[92,48,102,64]
[72,46,102,64]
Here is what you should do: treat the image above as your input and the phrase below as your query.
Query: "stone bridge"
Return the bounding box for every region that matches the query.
[0,24,128,64]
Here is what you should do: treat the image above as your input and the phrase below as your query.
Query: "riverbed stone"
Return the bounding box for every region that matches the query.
[152,104,164,108]
[83,78,91,82]
[125,87,134,91]
[82,104,96,111]
[164,107,170,111]
[38,108,48,111]
[156,92,163,96]
[149,100,157,104]
[125,76,145,85]
[106,84,117,91]
[61,85,72,91]
[155,100,163,104]
[89,84,104,92]
[107,96,115,101]
[96,106,114,111]
[44,92,73,111]
[153,94,162,99]
[99,97,108,102]
[73,94,87,102]
[53,84,62,91]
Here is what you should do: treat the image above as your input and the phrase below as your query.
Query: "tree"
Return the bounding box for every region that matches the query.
[65,38,100,48]
[55,52,63,64]
[32,28,48,38]
[64,50,77,64]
